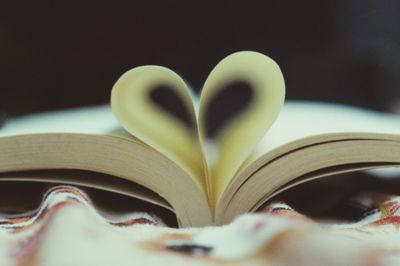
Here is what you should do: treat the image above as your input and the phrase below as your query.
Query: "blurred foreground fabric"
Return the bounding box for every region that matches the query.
[1,187,400,265]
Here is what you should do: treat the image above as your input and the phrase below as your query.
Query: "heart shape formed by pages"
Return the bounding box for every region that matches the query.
[111,51,285,198]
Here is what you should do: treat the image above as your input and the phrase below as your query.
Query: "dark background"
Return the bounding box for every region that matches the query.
[1,1,400,117]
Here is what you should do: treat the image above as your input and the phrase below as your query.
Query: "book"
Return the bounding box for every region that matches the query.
[1,51,400,227]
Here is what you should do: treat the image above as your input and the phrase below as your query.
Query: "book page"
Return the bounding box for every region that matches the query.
[219,139,400,224]
[111,66,205,185]
[198,51,285,203]
[0,132,212,227]
[214,101,400,222]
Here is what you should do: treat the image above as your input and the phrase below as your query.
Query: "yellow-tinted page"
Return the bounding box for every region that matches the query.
[198,51,285,203]
[111,66,204,185]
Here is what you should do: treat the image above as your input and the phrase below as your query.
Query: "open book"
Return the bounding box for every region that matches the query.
[1,51,400,227]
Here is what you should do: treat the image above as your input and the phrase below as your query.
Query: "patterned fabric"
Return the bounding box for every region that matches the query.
[2,186,400,265]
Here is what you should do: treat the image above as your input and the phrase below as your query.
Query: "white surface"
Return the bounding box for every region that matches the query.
[0,105,120,136]
[2,101,400,148]
[253,101,400,157]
